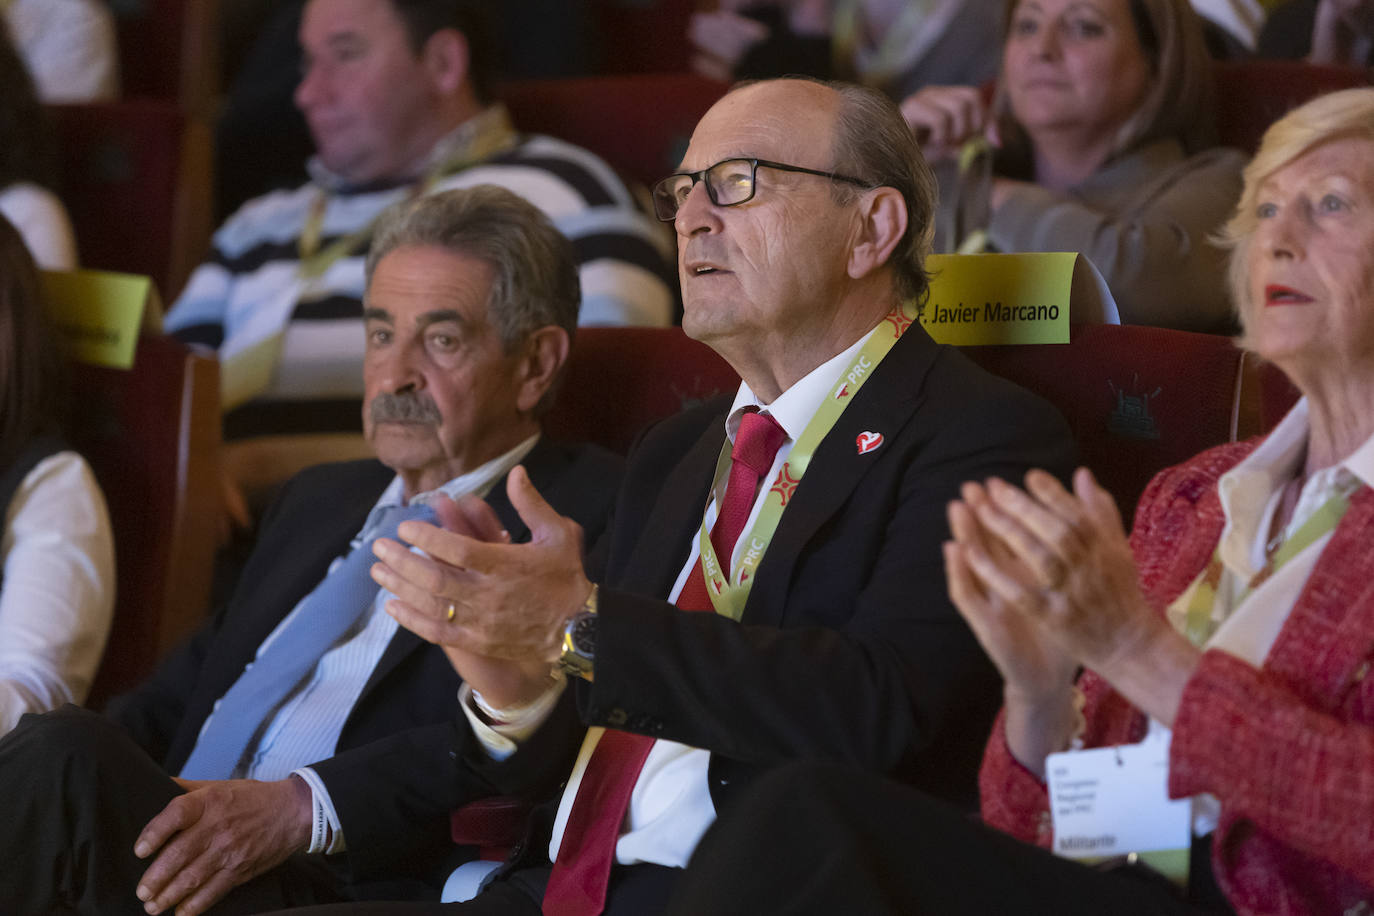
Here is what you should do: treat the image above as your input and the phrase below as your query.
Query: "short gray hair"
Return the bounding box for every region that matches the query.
[828,81,938,308]
[366,184,581,352]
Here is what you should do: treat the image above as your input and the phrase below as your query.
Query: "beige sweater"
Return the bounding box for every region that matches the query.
[935,139,1246,333]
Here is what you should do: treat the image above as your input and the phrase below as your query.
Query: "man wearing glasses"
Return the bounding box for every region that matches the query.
[259,77,1074,916]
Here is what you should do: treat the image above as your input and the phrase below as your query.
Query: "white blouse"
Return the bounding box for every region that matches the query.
[0,451,115,734]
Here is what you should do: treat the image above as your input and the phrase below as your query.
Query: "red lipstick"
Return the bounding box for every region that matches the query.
[1264,285,1314,306]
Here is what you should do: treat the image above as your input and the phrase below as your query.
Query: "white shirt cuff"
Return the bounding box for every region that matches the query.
[459,677,568,760]
[292,767,346,855]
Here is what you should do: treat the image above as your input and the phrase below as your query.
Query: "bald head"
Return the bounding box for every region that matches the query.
[700,80,845,165]
[669,77,931,400]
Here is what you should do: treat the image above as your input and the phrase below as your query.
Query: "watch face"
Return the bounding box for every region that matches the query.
[571,613,597,656]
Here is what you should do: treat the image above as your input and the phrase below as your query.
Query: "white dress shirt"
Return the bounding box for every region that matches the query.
[0,451,114,734]
[460,329,876,871]
[0,183,78,270]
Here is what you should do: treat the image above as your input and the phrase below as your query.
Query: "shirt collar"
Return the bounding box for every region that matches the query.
[724,327,877,444]
[372,433,541,518]
[1343,414,1374,489]
[1217,396,1374,571]
[306,105,517,194]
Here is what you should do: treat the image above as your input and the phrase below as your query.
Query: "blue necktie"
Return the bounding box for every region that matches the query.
[179,501,437,779]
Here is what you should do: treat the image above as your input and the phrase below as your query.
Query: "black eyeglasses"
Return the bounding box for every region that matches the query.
[651,157,870,222]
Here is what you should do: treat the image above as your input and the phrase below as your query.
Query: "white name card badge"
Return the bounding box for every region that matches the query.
[1046,724,1191,886]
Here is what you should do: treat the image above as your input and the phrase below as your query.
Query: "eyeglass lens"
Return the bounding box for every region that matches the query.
[652,159,756,221]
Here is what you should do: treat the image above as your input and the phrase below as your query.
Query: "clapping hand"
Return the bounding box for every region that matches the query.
[944,468,1200,772]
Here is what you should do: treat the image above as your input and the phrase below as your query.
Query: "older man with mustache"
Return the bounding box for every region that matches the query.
[0,186,622,914]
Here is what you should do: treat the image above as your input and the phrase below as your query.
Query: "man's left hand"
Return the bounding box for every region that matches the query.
[133,776,311,916]
[371,464,591,678]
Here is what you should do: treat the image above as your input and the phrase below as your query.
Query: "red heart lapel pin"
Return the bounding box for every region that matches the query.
[856,431,884,455]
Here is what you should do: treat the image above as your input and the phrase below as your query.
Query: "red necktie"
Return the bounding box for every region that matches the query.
[542,409,787,916]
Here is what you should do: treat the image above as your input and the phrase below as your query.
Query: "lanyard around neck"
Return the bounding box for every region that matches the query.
[1183,480,1363,647]
[295,108,520,281]
[697,304,917,620]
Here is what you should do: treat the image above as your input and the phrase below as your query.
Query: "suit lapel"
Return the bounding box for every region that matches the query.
[617,413,727,597]
[742,327,938,628]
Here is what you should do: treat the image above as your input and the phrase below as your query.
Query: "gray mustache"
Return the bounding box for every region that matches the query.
[369,391,442,425]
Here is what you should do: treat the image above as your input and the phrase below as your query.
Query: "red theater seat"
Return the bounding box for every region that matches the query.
[70,335,221,706]
[592,0,696,75]
[963,325,1254,526]
[1213,60,1372,153]
[112,0,219,111]
[547,327,739,454]
[48,100,213,300]
[501,73,728,188]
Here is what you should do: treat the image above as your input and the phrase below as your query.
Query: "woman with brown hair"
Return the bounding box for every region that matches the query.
[0,213,112,735]
[903,0,1244,331]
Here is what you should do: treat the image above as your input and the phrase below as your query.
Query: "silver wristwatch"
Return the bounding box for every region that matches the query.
[556,584,598,681]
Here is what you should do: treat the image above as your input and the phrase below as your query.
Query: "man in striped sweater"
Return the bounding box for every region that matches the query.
[166,0,674,448]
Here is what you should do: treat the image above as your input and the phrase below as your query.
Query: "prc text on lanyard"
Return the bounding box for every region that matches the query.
[697,304,918,620]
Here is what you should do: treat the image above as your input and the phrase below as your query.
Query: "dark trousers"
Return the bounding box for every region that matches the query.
[255,861,683,915]
[0,706,340,915]
[664,762,1234,916]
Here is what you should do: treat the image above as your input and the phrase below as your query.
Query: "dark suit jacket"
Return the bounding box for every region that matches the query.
[103,438,622,895]
[453,323,1078,885]
[586,323,1076,809]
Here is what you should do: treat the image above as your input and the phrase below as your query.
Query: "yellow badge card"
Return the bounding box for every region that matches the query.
[41,269,164,370]
[919,253,1118,346]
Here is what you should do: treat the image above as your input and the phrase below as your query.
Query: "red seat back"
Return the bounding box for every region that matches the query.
[501,73,728,188]
[69,335,221,706]
[112,0,219,110]
[1213,60,1372,153]
[963,325,1249,527]
[547,327,739,454]
[592,0,696,75]
[47,100,213,300]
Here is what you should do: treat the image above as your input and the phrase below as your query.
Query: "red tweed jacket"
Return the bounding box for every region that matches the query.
[979,439,1374,916]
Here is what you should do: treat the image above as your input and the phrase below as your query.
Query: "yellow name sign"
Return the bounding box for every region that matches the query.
[919,252,1117,346]
[41,269,164,369]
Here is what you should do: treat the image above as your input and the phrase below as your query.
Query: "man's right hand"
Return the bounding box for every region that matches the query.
[132,777,311,916]
[378,484,578,709]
